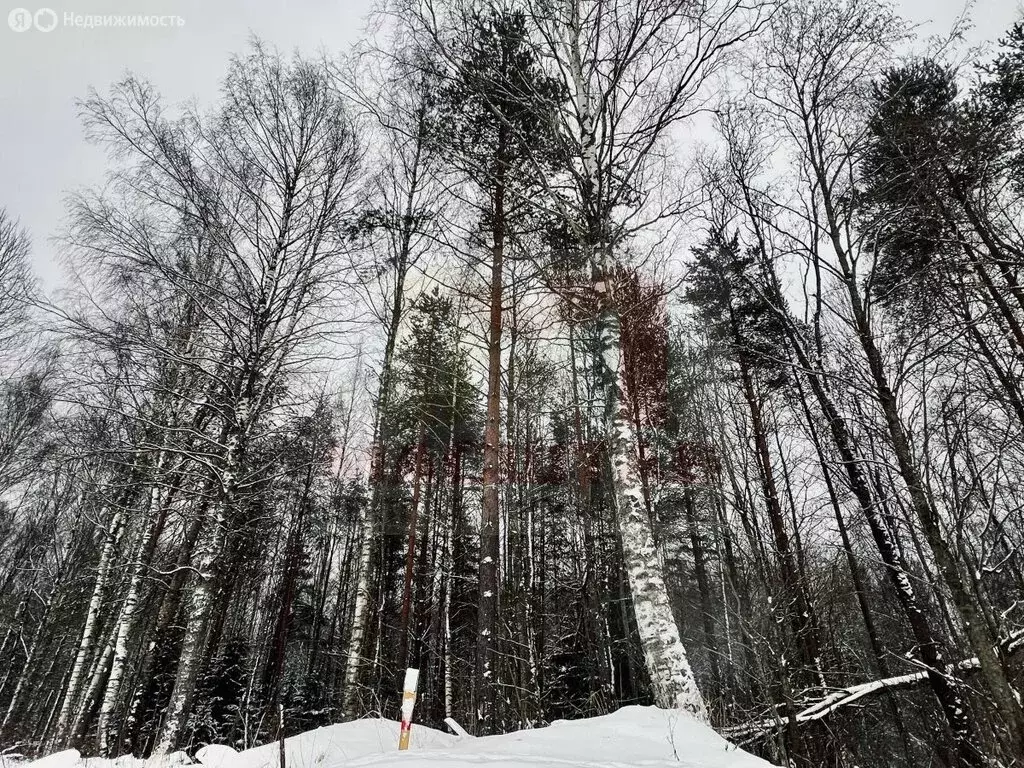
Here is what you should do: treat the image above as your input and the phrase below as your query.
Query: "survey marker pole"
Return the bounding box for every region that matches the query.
[398,668,419,750]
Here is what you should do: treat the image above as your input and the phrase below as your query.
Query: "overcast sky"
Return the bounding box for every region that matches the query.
[0,0,1020,290]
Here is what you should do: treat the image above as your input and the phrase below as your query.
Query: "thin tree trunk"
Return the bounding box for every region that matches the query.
[477,156,505,733]
[53,501,126,748]
[734,346,823,686]
[1,592,55,735]
[681,484,722,698]
[96,455,173,755]
[398,423,427,674]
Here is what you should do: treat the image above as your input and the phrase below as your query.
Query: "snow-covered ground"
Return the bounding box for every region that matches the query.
[2,707,775,768]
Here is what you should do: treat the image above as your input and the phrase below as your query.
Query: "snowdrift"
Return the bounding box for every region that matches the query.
[4,706,775,768]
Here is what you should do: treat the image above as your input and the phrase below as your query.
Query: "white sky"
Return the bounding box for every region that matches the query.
[0,0,1020,292]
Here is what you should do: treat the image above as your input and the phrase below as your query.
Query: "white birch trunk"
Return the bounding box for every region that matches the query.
[563,0,706,715]
[154,406,246,753]
[525,502,540,711]
[1,592,52,731]
[444,551,454,719]
[340,506,373,717]
[152,500,226,754]
[53,503,125,747]
[599,304,708,720]
[97,463,169,755]
[70,634,116,743]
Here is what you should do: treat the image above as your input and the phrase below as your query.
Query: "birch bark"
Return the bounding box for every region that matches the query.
[96,455,171,755]
[597,284,707,719]
[52,501,126,748]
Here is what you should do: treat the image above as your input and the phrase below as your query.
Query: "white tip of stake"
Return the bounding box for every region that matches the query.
[403,668,419,692]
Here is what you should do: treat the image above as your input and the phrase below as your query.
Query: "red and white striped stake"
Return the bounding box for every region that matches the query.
[398,667,419,751]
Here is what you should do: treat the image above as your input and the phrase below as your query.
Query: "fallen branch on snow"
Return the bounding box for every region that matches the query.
[725,629,1024,743]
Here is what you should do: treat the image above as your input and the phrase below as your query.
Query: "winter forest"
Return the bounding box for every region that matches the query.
[2,0,1024,766]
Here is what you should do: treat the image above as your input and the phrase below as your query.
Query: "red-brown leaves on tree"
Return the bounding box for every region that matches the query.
[617,268,669,431]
